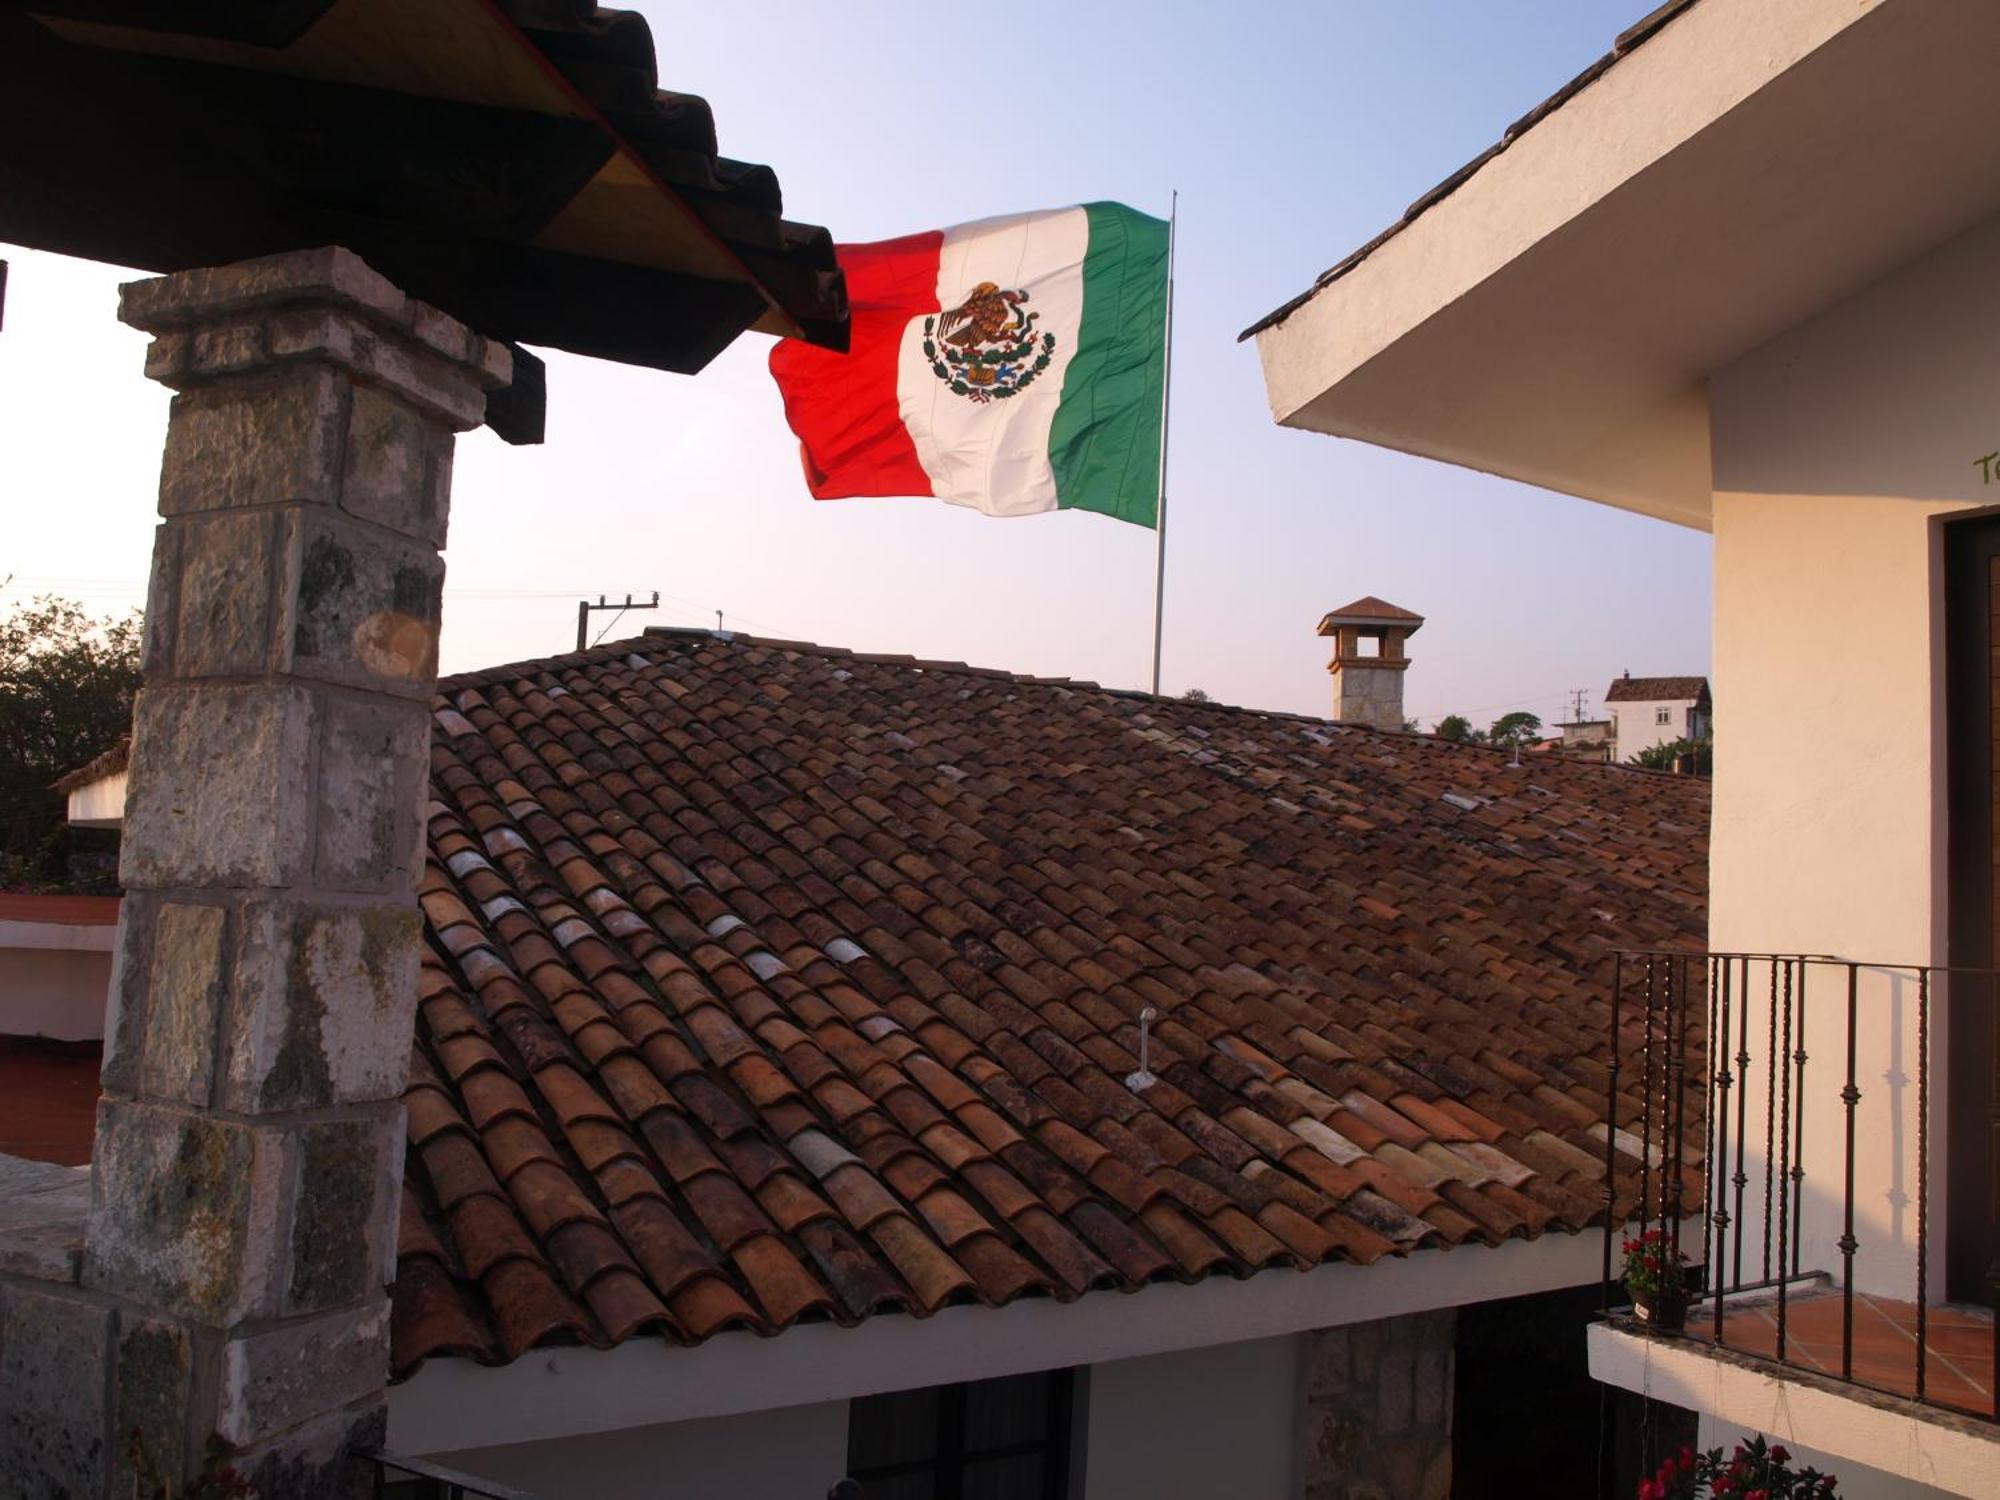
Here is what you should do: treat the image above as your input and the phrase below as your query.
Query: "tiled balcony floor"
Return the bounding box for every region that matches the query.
[1685,1287,1995,1419]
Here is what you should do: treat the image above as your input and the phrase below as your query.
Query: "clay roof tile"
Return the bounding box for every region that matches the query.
[393,632,1706,1376]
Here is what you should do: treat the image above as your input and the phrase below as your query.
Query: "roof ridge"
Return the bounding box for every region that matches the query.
[444,623,1376,729]
[436,628,1683,780]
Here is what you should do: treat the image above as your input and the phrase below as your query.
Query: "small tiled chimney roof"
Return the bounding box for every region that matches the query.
[1317,596,1426,633]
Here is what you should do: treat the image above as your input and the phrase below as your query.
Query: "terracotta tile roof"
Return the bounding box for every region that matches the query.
[5,0,847,421]
[0,894,121,926]
[1318,597,1424,625]
[391,629,1708,1377]
[1603,676,1709,704]
[50,738,129,796]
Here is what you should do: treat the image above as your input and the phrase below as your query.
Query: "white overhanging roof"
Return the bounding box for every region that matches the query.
[1248,0,2000,530]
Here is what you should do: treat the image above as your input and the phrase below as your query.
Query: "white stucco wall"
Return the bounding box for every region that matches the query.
[427,1398,850,1500]
[1589,1324,1989,1496]
[422,1336,1304,1500]
[63,769,126,830]
[1608,698,1702,760]
[1081,1335,1301,1500]
[0,929,114,1041]
[1707,209,2000,1295]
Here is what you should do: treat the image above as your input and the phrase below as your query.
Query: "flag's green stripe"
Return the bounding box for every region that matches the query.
[1047,202,1169,528]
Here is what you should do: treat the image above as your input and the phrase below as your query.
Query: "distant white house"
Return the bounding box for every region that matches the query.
[1603,674,1711,761]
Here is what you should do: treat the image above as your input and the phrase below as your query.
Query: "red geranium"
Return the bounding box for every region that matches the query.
[1622,1227,1693,1296]
[1640,1434,1838,1499]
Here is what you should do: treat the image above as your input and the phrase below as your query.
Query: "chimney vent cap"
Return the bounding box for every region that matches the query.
[1317,596,1424,635]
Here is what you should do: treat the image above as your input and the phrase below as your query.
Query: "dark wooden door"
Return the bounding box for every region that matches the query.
[1942,517,2000,1305]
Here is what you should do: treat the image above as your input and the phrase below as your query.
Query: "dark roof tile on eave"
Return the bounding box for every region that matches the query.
[8,1,847,372]
[494,1,844,340]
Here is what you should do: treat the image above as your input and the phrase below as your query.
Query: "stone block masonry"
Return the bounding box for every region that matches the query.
[0,247,506,1500]
[1302,1308,1455,1500]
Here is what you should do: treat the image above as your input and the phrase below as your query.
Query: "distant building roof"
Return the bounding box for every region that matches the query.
[390,628,1707,1378]
[1604,676,1710,704]
[49,738,129,796]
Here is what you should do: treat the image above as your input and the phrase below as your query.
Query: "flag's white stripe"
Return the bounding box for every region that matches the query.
[895,208,1089,517]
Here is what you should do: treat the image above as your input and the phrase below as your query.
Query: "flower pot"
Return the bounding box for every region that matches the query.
[1631,1289,1689,1331]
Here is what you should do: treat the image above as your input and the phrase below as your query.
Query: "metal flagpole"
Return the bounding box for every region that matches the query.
[1149,190,1178,696]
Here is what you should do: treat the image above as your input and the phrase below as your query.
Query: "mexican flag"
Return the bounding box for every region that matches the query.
[768,203,1169,527]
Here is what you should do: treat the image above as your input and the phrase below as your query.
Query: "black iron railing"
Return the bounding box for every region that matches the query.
[1600,951,1997,1421]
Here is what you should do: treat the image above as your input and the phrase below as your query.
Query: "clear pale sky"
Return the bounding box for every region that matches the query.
[0,0,1709,729]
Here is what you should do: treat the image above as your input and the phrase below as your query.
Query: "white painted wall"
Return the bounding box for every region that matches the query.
[1608,698,1703,760]
[1589,1325,1991,1497]
[427,1398,849,1500]
[0,925,114,1041]
[1697,1416,1957,1500]
[1706,208,2000,1297]
[1081,1336,1301,1500]
[64,769,126,830]
[421,1337,1303,1500]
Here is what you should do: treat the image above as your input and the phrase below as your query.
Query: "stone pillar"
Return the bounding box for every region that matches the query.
[1301,1309,1456,1500]
[12,248,506,1499]
[1330,657,1414,732]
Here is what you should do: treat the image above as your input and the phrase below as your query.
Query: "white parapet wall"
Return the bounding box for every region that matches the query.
[0,897,118,1041]
[1587,1323,1995,1496]
[63,769,127,830]
[418,1335,1307,1500]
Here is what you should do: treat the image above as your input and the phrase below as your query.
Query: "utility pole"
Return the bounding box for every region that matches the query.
[575,590,661,650]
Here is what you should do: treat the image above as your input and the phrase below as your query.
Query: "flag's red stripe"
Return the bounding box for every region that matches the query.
[769,230,942,499]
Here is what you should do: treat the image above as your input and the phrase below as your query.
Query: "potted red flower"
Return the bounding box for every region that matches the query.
[1641,1435,1840,1498]
[1622,1227,1693,1330]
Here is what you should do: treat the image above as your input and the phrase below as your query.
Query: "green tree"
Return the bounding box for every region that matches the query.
[1487,710,1543,748]
[0,597,142,891]
[1632,735,1713,776]
[1179,687,1211,703]
[1435,714,1477,743]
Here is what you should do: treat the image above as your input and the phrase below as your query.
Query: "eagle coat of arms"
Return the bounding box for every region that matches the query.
[922,282,1057,403]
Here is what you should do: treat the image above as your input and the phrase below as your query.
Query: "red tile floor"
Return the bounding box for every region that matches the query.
[0,1038,101,1166]
[1686,1286,1996,1419]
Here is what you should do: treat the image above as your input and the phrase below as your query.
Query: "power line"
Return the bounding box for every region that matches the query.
[577,591,661,651]
[2,574,792,635]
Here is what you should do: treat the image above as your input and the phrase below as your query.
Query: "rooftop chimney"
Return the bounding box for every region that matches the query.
[1317,596,1424,731]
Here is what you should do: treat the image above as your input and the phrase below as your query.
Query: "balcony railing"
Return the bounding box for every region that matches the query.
[1600,950,1997,1421]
